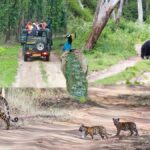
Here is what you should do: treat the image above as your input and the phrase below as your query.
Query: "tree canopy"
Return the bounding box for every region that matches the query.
[0,0,67,42]
[0,0,150,43]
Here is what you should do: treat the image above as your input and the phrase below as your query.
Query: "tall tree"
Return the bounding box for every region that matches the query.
[77,0,84,9]
[145,0,149,12]
[0,0,67,42]
[116,0,124,23]
[85,0,120,50]
[4,0,19,43]
[125,0,128,5]
[137,0,143,24]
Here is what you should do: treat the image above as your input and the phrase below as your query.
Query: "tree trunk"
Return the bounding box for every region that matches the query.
[125,0,128,5]
[85,0,120,50]
[145,1,149,12]
[111,10,116,21]
[137,0,143,24]
[5,28,11,43]
[5,15,11,43]
[93,0,105,27]
[116,0,124,23]
[16,14,25,41]
[77,0,84,9]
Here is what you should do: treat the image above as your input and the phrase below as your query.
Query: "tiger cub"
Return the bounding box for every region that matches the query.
[113,118,139,136]
[0,96,18,130]
[79,124,108,140]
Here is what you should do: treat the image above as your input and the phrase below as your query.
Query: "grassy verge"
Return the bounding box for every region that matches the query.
[6,88,72,121]
[52,37,64,56]
[39,62,49,85]
[96,60,150,85]
[0,45,20,87]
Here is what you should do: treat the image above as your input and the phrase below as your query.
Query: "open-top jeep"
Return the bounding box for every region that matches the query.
[20,28,52,61]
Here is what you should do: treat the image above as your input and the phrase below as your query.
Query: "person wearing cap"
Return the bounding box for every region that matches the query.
[63,34,72,52]
[26,21,33,35]
[31,23,38,36]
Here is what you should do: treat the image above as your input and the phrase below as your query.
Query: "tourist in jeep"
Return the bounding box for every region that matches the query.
[26,21,33,35]
[31,23,38,36]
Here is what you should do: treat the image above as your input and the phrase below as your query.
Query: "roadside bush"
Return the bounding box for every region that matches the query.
[68,0,92,21]
[123,1,138,21]
[0,45,19,87]
[82,0,97,13]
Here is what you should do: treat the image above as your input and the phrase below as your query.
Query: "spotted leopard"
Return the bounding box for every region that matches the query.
[0,96,18,129]
[79,124,108,139]
[113,118,139,136]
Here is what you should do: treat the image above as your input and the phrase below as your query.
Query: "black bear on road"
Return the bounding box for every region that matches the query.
[141,40,150,59]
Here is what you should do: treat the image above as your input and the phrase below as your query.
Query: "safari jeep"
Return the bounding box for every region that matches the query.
[20,28,52,61]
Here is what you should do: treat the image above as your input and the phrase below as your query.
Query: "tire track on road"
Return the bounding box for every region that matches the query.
[12,52,66,88]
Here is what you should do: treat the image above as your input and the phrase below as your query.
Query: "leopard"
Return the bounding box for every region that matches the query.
[113,118,139,136]
[79,124,108,140]
[0,96,18,130]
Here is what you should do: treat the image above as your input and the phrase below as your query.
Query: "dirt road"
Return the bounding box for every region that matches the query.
[88,44,142,83]
[0,86,150,150]
[12,52,66,88]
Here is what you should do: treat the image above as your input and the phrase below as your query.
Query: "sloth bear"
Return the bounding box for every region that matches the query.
[141,40,150,59]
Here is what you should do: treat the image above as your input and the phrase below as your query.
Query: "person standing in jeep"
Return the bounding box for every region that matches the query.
[26,21,33,35]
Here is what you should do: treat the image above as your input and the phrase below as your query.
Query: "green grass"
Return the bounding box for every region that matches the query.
[96,60,150,85]
[52,37,65,56]
[68,0,92,21]
[39,62,49,85]
[85,50,136,71]
[6,88,71,119]
[0,45,19,87]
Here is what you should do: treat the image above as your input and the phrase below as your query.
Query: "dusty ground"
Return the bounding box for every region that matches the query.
[87,56,141,82]
[12,52,66,88]
[88,44,142,83]
[0,86,150,150]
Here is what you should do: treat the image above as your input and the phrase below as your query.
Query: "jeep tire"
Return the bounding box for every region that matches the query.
[24,54,28,62]
[35,40,46,52]
[45,54,50,61]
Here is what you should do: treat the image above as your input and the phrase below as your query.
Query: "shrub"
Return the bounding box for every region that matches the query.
[68,0,92,21]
